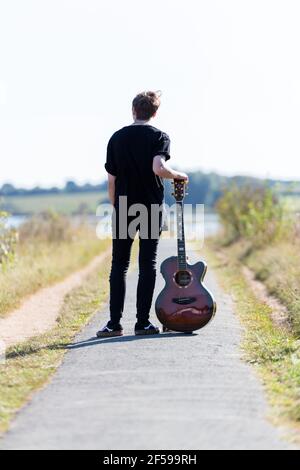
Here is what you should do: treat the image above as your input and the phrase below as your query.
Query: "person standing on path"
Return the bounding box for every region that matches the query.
[97,91,188,338]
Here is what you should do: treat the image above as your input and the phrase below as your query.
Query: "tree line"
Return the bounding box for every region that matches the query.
[1,172,300,209]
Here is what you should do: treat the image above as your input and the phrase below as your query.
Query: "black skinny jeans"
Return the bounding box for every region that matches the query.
[109,213,161,325]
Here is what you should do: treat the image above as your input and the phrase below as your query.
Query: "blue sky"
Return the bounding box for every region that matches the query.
[1,0,300,187]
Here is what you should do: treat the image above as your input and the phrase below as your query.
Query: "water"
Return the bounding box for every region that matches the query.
[5,213,221,237]
[204,212,220,237]
[178,212,220,238]
[5,216,27,228]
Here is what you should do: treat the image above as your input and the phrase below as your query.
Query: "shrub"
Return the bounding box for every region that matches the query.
[216,185,288,247]
[0,211,18,268]
[19,211,74,244]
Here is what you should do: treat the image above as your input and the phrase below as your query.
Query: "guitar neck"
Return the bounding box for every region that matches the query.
[176,201,187,271]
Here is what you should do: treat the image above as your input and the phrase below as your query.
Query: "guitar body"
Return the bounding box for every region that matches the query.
[155,256,216,333]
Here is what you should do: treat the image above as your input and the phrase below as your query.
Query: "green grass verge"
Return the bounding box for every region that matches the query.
[0,236,110,318]
[0,258,111,434]
[2,192,106,216]
[205,239,300,430]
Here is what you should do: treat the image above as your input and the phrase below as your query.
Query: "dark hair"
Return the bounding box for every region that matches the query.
[132,91,161,120]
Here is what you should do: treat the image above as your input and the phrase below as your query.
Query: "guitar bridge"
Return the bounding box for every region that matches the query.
[172,297,196,305]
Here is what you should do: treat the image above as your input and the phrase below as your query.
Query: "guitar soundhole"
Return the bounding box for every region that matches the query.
[175,270,192,287]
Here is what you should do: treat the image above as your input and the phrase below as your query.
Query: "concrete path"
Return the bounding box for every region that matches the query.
[0,240,290,450]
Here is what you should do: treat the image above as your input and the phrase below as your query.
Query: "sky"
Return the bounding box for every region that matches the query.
[0,0,300,188]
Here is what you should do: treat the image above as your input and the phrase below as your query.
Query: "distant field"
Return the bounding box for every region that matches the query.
[1,192,107,215]
[2,190,299,216]
[282,195,300,211]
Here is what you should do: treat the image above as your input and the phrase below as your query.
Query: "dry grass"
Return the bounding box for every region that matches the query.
[245,240,300,336]
[0,224,110,318]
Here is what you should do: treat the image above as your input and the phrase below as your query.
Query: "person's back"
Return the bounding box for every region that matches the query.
[106,124,170,207]
[97,91,188,338]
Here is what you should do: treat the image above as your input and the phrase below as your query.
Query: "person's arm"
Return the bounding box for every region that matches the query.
[107,173,116,205]
[152,155,189,181]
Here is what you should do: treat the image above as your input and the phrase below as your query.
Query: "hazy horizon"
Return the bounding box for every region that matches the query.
[2,167,300,191]
[1,0,300,187]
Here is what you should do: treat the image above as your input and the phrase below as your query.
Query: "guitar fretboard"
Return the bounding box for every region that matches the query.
[176,202,187,271]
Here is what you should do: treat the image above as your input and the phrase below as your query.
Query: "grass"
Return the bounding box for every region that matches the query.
[2,192,106,215]
[0,229,110,317]
[282,195,300,212]
[244,240,300,336]
[0,258,111,434]
[205,238,300,430]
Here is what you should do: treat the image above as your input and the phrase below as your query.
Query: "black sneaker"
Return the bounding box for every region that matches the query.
[135,321,160,336]
[96,321,123,338]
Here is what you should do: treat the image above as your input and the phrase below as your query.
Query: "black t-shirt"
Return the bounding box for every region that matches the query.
[105,125,171,207]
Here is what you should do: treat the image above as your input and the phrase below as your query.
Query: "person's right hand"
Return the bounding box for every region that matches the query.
[176,172,189,182]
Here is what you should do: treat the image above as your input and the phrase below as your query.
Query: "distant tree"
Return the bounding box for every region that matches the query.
[82,183,94,192]
[0,183,17,196]
[49,187,60,194]
[65,181,79,193]
[30,186,44,195]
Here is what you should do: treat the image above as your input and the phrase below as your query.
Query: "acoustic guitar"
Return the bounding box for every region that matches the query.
[155,179,216,333]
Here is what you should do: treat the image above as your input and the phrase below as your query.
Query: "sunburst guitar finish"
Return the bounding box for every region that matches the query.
[155,179,216,333]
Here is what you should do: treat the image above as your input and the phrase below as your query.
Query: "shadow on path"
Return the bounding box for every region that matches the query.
[6,332,197,360]
[67,332,197,350]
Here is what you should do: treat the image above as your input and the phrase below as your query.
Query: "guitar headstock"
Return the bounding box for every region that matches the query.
[172,179,188,202]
